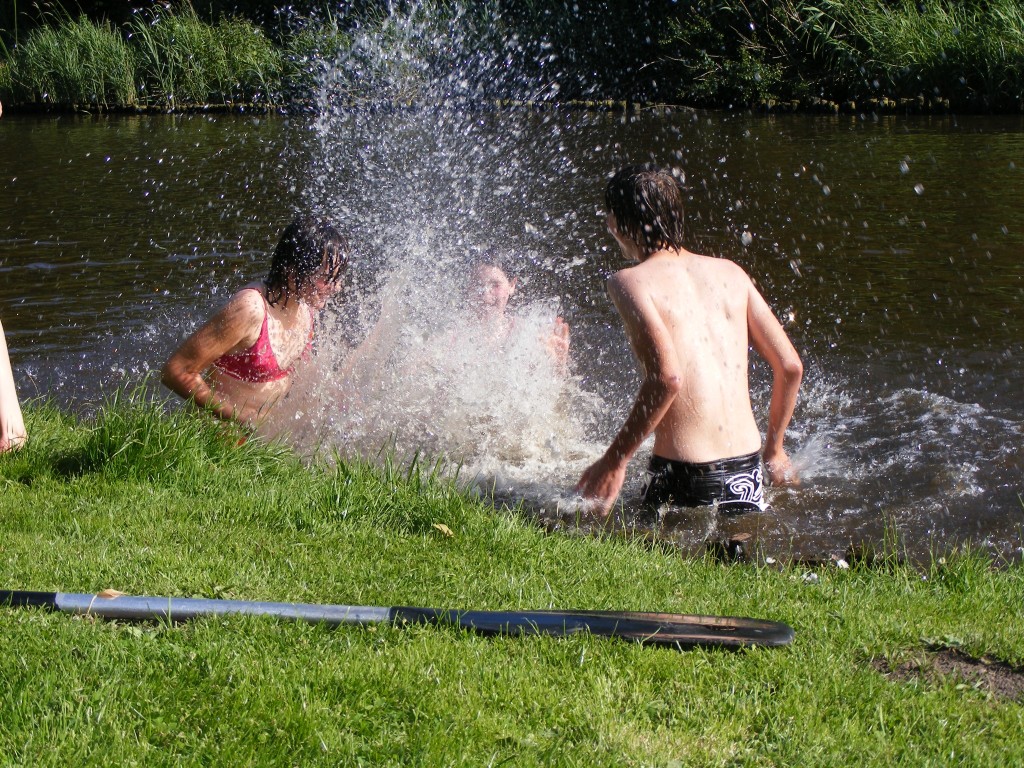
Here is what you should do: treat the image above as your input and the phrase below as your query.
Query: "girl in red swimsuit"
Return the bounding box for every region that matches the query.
[162,216,348,428]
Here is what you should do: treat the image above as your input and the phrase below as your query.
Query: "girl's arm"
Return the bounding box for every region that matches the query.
[161,290,264,421]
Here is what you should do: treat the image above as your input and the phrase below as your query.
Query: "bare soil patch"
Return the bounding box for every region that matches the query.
[874,648,1024,702]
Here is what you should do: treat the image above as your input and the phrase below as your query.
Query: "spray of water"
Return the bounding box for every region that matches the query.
[262,3,607,502]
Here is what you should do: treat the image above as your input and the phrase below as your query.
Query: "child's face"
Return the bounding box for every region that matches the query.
[470,265,516,317]
[299,258,344,310]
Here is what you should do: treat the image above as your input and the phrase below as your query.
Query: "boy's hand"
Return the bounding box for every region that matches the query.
[763,449,800,487]
[575,454,627,517]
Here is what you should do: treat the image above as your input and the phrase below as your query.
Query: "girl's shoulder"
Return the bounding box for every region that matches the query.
[218,284,268,327]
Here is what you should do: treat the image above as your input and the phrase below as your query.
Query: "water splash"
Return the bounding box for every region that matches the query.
[265,3,607,497]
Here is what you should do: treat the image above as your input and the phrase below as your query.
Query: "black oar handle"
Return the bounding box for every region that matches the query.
[0,590,58,609]
[394,607,795,648]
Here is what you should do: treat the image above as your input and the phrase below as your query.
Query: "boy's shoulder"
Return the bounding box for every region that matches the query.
[609,255,754,305]
[612,252,750,279]
[685,254,753,288]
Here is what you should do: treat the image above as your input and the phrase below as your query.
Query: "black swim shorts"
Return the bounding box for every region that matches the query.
[641,450,767,514]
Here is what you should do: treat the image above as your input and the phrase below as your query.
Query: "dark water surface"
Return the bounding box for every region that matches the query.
[1,110,1021,561]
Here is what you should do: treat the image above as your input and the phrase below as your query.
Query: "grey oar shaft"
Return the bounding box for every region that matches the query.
[52,592,393,626]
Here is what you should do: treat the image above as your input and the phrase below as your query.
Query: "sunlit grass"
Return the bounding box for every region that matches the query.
[130,5,282,109]
[280,12,354,105]
[799,0,1024,109]
[656,0,1024,109]
[1,398,1023,765]
[3,1,1022,112]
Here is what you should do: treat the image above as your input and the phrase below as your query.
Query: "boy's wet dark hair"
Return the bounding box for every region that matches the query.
[265,216,349,306]
[605,165,687,255]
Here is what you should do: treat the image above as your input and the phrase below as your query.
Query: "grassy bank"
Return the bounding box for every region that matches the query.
[1,1,1023,113]
[0,398,1022,765]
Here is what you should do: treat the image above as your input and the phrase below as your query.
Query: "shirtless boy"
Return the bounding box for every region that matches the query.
[576,165,803,517]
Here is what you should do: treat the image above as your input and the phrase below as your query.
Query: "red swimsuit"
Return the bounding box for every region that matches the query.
[214,289,313,383]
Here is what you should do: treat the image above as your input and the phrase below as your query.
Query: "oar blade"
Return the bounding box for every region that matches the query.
[393,607,794,649]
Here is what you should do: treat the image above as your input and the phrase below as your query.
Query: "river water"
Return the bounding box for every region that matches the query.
[1,108,1022,562]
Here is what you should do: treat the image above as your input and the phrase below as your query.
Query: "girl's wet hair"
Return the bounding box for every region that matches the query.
[605,165,687,255]
[265,216,349,306]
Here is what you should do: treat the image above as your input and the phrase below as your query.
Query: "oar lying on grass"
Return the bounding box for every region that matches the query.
[0,590,794,649]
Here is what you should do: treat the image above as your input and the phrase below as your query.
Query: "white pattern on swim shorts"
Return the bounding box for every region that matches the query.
[726,466,768,511]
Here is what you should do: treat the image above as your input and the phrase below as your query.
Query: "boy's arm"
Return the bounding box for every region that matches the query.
[545,317,570,370]
[746,280,803,485]
[576,275,682,516]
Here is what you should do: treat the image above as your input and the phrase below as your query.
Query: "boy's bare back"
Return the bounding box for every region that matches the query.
[576,164,802,516]
[608,249,763,464]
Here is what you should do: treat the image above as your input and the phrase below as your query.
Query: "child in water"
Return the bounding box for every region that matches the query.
[162,216,349,429]
[576,165,803,517]
[0,318,27,453]
[466,248,570,368]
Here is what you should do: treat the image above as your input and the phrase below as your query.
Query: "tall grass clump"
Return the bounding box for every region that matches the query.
[74,389,298,491]
[130,4,283,108]
[208,16,283,105]
[63,391,486,535]
[797,0,1024,109]
[654,0,1024,110]
[309,451,480,535]
[0,56,12,101]
[279,12,352,104]
[11,14,136,108]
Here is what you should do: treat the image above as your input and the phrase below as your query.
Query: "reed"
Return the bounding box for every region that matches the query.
[654,0,1024,110]
[130,4,283,109]
[280,11,352,104]
[0,58,11,99]
[3,1,1024,112]
[797,0,1024,109]
[10,14,136,108]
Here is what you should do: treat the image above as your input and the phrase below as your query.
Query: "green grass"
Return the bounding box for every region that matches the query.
[1,398,1022,765]
[129,5,282,109]
[796,0,1024,110]
[655,0,1024,110]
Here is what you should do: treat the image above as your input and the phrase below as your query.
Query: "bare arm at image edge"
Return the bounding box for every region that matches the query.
[0,319,28,452]
[746,280,804,485]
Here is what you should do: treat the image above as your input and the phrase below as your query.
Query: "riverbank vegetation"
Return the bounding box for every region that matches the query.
[1,1,1023,113]
[1,399,1022,764]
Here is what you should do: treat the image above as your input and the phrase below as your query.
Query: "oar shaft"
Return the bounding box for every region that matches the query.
[1,590,392,626]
